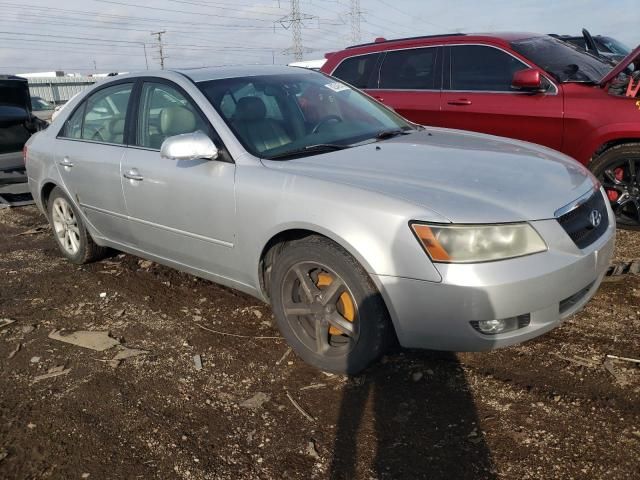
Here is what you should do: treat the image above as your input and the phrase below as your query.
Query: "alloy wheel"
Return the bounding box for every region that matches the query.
[280,261,359,357]
[601,157,640,227]
[51,197,81,255]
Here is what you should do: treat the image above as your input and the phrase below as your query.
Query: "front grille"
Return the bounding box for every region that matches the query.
[556,190,608,249]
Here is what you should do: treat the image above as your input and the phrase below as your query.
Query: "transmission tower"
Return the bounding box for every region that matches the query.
[150,30,167,69]
[276,0,315,62]
[349,0,362,44]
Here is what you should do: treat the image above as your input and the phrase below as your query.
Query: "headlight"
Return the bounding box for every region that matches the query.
[410,222,547,263]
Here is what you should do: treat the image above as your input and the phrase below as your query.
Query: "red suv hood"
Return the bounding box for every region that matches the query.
[600,44,640,86]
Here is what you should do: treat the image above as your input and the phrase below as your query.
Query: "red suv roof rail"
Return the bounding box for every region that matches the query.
[346,33,466,49]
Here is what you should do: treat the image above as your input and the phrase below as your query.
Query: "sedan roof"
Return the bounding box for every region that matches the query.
[175,65,311,83]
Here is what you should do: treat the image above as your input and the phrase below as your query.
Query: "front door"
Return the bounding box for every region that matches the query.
[55,82,135,245]
[121,80,237,277]
[440,45,564,150]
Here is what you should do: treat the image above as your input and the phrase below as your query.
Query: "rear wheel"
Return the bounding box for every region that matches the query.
[591,144,640,230]
[269,236,391,374]
[47,187,108,264]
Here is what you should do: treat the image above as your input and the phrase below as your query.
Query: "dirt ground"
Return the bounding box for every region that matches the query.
[0,205,639,480]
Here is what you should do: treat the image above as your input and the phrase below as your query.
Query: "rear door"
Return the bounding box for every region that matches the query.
[440,44,563,150]
[55,82,135,244]
[367,46,443,126]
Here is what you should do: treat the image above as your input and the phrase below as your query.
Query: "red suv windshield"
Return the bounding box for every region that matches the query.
[511,36,613,83]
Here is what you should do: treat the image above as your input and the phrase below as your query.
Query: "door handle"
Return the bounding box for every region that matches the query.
[59,157,74,168]
[373,95,384,102]
[123,169,144,181]
[447,99,472,106]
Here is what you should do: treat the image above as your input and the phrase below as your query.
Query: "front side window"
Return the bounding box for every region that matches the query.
[198,71,415,160]
[449,45,527,91]
[331,53,380,89]
[79,83,133,144]
[379,47,439,90]
[137,82,209,150]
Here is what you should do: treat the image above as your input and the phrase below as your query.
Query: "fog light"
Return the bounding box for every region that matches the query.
[470,314,530,335]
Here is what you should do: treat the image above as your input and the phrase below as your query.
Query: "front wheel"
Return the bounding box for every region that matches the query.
[591,144,640,230]
[269,236,392,374]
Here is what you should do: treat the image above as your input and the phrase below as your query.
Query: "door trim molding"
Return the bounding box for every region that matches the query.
[81,203,234,248]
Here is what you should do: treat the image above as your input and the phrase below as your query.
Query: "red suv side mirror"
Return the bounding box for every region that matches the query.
[512,68,543,92]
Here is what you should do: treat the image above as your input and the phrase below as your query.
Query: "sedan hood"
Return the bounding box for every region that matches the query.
[263,129,595,223]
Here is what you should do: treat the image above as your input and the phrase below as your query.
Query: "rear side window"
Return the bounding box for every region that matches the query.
[61,103,84,139]
[332,53,380,89]
[449,45,526,91]
[379,47,439,90]
[60,83,133,144]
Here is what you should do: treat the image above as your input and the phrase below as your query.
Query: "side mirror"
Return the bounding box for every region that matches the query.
[512,68,544,92]
[160,131,219,161]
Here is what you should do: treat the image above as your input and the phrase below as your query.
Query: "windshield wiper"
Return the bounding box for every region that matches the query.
[267,143,350,160]
[375,128,413,140]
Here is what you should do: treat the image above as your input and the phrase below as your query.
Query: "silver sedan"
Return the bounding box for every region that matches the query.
[25,66,615,373]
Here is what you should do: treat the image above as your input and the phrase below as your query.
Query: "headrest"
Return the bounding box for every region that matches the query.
[234,96,267,122]
[110,118,125,135]
[160,106,197,137]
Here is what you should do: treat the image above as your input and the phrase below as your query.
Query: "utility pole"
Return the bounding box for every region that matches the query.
[349,0,362,44]
[276,0,315,62]
[150,30,167,69]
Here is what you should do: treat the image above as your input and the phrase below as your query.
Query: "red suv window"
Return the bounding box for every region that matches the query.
[332,53,381,89]
[448,45,526,91]
[379,47,440,90]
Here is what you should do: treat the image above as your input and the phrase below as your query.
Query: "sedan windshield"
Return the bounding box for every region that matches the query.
[198,71,415,160]
[511,36,613,83]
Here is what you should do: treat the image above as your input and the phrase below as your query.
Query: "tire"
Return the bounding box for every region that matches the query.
[590,143,640,230]
[269,235,392,374]
[47,186,108,264]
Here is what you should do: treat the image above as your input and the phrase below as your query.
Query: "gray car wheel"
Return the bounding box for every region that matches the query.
[47,187,108,264]
[269,236,392,374]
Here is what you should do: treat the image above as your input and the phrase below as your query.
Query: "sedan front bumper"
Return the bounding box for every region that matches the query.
[375,217,615,351]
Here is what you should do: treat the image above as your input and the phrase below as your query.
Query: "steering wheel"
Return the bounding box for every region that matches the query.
[312,115,343,134]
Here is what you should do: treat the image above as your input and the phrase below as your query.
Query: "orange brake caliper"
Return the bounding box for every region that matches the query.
[316,272,355,335]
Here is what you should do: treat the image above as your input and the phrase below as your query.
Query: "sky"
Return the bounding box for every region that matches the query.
[0,0,638,74]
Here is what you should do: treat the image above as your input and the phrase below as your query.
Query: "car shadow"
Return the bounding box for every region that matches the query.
[328,350,496,480]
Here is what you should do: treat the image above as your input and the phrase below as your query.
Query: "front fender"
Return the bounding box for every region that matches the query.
[579,123,640,164]
[235,165,445,296]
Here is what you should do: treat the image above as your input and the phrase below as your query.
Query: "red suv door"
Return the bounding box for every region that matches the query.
[367,46,442,126]
[440,44,563,150]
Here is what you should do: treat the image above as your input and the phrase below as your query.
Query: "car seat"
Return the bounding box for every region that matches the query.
[232,97,291,153]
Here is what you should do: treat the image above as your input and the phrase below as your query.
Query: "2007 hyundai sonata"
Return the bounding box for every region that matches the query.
[26,66,615,373]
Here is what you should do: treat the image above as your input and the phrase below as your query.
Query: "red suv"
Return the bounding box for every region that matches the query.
[321,33,640,229]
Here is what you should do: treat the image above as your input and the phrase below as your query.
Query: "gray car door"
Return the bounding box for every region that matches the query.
[121,80,237,277]
[55,82,136,245]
